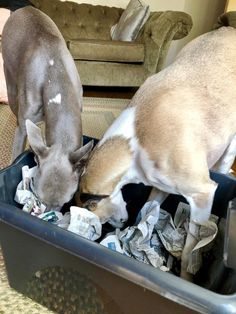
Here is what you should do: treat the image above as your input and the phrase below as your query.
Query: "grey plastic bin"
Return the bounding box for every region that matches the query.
[0,138,236,313]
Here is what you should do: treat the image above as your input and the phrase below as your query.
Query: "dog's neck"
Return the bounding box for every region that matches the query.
[80,136,133,196]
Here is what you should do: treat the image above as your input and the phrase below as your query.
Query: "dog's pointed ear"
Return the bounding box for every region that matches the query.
[70,140,94,171]
[25,119,48,158]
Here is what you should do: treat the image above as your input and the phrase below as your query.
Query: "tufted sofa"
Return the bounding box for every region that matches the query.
[31,0,193,87]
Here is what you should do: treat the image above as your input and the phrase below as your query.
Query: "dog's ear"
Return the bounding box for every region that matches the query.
[25,119,49,158]
[70,140,94,171]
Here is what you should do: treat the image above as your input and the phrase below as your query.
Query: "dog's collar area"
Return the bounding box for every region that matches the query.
[80,193,109,203]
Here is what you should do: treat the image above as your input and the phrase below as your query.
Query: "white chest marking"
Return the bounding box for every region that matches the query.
[99,107,136,146]
[110,189,128,221]
[49,59,54,66]
[99,106,178,195]
[48,93,61,105]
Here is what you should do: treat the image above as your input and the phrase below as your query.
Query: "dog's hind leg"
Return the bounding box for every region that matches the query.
[3,65,18,114]
[12,80,43,160]
[211,134,236,174]
[3,66,24,161]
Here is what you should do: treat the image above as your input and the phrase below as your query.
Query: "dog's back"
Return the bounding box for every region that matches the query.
[2,7,82,122]
[133,26,236,175]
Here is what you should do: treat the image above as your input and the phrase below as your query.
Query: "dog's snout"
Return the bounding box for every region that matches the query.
[108,217,126,228]
[80,193,109,211]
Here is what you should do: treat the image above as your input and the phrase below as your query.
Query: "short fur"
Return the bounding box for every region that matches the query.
[77,26,236,279]
[2,7,93,208]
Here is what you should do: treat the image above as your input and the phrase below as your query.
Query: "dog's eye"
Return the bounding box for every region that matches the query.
[84,200,98,211]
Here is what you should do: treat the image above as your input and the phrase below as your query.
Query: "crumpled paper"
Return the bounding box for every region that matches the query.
[68,206,102,241]
[38,211,71,229]
[187,215,218,274]
[14,165,47,215]
[14,165,218,274]
[101,201,218,274]
[101,201,168,269]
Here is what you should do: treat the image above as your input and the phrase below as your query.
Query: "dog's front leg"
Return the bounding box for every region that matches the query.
[181,180,217,281]
[147,187,168,205]
[180,221,198,281]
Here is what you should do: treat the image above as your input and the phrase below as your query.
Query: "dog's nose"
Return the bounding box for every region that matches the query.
[108,217,127,229]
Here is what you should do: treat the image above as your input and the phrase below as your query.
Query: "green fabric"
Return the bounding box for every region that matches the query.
[141,11,193,73]
[31,0,123,40]
[214,11,236,29]
[76,60,149,87]
[31,0,192,87]
[68,39,144,63]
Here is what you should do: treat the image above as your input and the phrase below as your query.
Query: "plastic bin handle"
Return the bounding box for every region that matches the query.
[224,198,236,269]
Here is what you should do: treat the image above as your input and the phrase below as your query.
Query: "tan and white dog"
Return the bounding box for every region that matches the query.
[76,26,236,279]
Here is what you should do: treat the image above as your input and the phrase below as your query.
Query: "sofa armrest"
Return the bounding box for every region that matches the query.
[214,11,236,29]
[142,11,193,73]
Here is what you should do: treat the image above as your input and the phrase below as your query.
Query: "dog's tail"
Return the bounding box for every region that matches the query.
[214,11,236,29]
[0,0,34,12]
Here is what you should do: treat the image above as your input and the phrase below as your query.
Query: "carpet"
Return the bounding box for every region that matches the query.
[0,97,129,313]
[0,97,130,170]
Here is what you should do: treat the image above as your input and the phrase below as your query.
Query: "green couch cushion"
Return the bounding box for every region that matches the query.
[68,39,145,63]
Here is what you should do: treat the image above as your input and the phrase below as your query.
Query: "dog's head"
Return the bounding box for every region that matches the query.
[26,119,93,209]
[77,190,128,228]
[76,137,132,228]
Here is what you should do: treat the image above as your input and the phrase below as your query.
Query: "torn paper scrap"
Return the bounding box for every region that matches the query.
[38,211,71,229]
[68,206,102,241]
[100,233,124,253]
[118,200,167,268]
[187,214,218,274]
[15,165,47,215]
[155,205,188,258]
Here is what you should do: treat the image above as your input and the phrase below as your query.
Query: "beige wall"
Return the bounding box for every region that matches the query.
[0,9,10,34]
[66,0,226,65]
[165,0,226,66]
[226,0,236,11]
